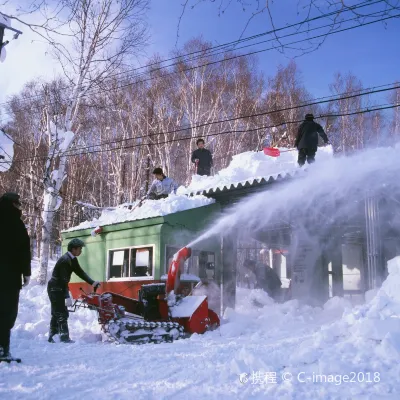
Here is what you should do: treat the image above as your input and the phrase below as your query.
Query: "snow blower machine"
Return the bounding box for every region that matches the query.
[71,247,220,344]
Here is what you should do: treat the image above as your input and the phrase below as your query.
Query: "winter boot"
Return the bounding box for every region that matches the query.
[0,345,20,363]
[48,327,58,343]
[59,320,74,343]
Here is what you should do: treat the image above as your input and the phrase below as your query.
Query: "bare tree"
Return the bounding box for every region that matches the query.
[37,0,149,284]
[177,1,400,55]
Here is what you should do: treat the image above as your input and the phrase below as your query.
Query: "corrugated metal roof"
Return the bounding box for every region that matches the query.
[189,170,301,197]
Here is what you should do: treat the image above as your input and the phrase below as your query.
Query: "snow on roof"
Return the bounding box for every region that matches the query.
[178,146,333,195]
[65,194,215,232]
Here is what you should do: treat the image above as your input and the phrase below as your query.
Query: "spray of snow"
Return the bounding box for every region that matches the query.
[66,194,215,231]
[179,146,333,194]
[188,144,400,250]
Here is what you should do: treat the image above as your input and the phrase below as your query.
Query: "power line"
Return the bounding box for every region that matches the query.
[55,82,400,156]
[3,81,396,163]
[4,101,398,165]
[1,9,397,126]
[0,0,385,111]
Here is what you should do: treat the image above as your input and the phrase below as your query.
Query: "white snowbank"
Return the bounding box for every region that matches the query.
[66,194,215,231]
[2,256,400,399]
[179,145,333,194]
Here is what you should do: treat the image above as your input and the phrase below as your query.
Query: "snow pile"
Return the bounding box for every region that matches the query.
[0,130,14,172]
[179,146,333,194]
[66,194,215,231]
[12,260,101,346]
[2,257,400,399]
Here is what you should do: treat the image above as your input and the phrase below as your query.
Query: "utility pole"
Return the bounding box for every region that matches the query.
[0,13,23,63]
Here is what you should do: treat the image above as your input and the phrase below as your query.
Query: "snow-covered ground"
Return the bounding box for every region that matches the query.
[67,195,215,232]
[1,257,400,400]
[179,146,333,195]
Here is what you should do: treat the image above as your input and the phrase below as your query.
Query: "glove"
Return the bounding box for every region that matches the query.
[22,276,31,287]
[194,159,199,163]
[93,281,101,290]
[65,297,73,307]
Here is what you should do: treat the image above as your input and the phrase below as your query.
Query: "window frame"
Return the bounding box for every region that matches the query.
[164,244,215,277]
[106,244,155,282]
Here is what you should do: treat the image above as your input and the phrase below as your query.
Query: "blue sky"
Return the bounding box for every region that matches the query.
[1,0,399,104]
[147,0,400,99]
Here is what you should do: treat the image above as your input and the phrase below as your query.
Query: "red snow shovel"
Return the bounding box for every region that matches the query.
[263,147,296,157]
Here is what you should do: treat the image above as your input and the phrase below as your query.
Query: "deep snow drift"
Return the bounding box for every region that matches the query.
[1,258,400,399]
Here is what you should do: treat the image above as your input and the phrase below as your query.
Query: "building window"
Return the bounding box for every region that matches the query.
[108,246,154,280]
[165,246,215,279]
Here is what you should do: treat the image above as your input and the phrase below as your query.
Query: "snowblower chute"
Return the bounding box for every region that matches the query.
[72,246,219,344]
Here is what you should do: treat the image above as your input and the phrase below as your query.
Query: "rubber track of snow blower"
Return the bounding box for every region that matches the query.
[103,319,186,345]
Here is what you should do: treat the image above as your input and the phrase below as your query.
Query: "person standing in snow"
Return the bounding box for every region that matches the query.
[47,239,100,343]
[146,168,178,200]
[191,139,213,176]
[0,192,31,361]
[294,113,329,167]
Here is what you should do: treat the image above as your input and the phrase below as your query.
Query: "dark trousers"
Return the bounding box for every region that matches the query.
[47,284,70,341]
[298,148,317,166]
[197,166,211,176]
[0,289,20,354]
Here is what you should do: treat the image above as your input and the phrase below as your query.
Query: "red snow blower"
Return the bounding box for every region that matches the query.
[71,247,219,344]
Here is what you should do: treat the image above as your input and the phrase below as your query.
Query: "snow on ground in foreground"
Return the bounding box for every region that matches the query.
[179,146,333,195]
[1,258,400,399]
[66,194,214,231]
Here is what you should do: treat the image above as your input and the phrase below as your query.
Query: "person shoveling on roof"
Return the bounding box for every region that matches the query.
[294,113,329,167]
[147,167,178,200]
[191,138,213,176]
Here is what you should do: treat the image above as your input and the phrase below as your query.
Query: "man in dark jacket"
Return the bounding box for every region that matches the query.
[0,192,31,361]
[47,238,100,343]
[191,139,213,176]
[294,114,329,166]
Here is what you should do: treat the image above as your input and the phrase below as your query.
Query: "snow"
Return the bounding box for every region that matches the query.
[59,131,75,152]
[169,295,207,318]
[0,130,14,172]
[65,194,215,231]
[178,146,333,195]
[2,257,400,399]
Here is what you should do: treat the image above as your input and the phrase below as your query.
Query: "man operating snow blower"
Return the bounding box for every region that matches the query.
[295,113,329,167]
[47,238,100,343]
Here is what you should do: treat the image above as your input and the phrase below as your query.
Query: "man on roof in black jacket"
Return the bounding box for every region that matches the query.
[47,238,100,343]
[191,138,213,176]
[0,192,31,361]
[294,113,329,166]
